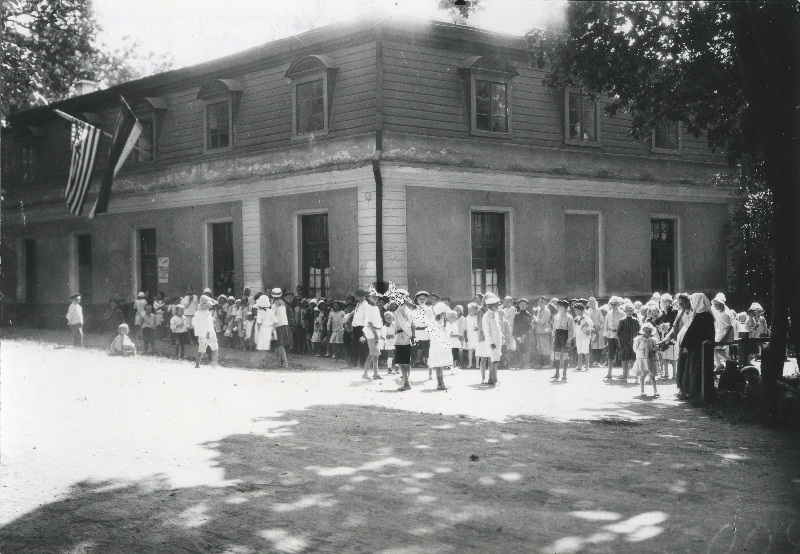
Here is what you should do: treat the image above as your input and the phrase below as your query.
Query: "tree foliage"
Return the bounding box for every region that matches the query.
[526,1,800,419]
[436,0,482,25]
[1,0,173,120]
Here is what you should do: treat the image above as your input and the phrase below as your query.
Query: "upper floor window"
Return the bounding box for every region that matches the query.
[459,55,517,137]
[134,117,155,163]
[565,89,599,145]
[652,120,681,153]
[206,101,231,150]
[285,55,339,138]
[197,79,243,152]
[129,97,166,164]
[20,143,36,183]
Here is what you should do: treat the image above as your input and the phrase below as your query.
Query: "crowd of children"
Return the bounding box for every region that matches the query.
[77,282,771,398]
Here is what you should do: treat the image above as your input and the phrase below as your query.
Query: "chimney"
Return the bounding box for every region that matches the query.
[73,80,99,96]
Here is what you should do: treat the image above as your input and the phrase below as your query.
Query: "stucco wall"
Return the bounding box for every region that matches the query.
[404,185,728,302]
[260,188,359,298]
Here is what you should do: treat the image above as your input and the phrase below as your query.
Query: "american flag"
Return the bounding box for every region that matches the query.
[55,109,101,216]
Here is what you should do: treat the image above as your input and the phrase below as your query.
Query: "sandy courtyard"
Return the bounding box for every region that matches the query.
[1,338,799,553]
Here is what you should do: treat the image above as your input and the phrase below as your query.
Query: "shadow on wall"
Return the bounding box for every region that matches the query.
[0,404,797,553]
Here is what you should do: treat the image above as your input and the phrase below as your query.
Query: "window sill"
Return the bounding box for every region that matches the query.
[470,129,512,139]
[564,139,601,148]
[650,147,682,155]
[203,145,234,155]
[292,129,330,141]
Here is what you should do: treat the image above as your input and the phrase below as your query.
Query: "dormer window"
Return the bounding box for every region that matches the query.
[130,97,166,164]
[197,79,243,152]
[652,120,681,153]
[285,55,339,138]
[459,55,517,137]
[565,89,600,146]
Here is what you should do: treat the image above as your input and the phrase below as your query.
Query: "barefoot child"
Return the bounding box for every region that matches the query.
[551,299,575,381]
[634,322,659,397]
[328,300,346,361]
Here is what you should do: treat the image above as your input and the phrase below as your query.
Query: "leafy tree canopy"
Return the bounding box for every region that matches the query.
[1,0,173,120]
[526,1,765,163]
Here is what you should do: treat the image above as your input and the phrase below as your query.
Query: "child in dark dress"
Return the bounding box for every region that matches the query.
[617,303,641,381]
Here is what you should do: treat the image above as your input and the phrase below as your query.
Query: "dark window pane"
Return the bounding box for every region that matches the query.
[651,219,675,291]
[139,229,157,299]
[655,121,679,150]
[206,101,230,149]
[296,79,325,134]
[212,222,235,296]
[475,80,507,133]
[302,213,329,297]
[136,119,154,162]
[471,212,505,297]
[568,92,597,142]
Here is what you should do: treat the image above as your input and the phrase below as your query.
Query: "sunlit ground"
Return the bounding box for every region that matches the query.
[1,339,798,553]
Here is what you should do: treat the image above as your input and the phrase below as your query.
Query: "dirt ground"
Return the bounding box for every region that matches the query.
[1,332,799,553]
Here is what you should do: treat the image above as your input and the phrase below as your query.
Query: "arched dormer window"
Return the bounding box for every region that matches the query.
[130,97,167,163]
[197,79,244,152]
[285,55,339,138]
[458,55,518,137]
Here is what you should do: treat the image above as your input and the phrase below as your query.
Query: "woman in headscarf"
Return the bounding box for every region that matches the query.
[680,293,716,403]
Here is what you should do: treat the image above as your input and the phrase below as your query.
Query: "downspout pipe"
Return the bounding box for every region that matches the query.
[373,22,385,292]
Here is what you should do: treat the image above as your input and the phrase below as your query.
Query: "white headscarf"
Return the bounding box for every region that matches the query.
[690,293,711,315]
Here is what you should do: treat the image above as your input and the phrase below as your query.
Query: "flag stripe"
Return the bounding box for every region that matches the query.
[64,121,101,216]
[91,96,140,217]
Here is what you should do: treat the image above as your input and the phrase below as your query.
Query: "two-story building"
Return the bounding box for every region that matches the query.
[1,15,738,325]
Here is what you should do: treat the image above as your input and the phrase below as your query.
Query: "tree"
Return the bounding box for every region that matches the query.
[527,1,800,421]
[437,0,482,25]
[1,0,173,120]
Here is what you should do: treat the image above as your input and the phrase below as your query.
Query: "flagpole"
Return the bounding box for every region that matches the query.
[53,109,150,156]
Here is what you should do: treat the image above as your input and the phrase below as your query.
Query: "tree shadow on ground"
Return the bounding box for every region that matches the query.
[1,402,799,553]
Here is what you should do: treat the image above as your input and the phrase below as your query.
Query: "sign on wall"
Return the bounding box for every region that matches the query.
[158,257,169,284]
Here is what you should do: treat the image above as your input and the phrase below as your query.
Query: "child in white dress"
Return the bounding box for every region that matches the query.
[446,309,462,370]
[634,322,659,398]
[465,303,480,369]
[573,303,594,371]
[427,302,453,390]
[382,311,397,373]
[255,295,277,366]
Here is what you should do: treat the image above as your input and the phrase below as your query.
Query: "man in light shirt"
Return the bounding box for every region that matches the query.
[350,289,368,368]
[66,293,84,347]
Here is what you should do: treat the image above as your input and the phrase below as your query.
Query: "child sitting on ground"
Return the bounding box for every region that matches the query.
[110,323,137,356]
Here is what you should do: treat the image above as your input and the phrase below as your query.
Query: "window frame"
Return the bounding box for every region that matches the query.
[293,209,330,297]
[469,207,515,297]
[564,210,605,297]
[470,69,514,138]
[19,141,37,184]
[133,116,157,164]
[291,71,331,139]
[564,88,602,147]
[651,120,682,154]
[650,215,683,293]
[203,217,236,297]
[203,96,234,153]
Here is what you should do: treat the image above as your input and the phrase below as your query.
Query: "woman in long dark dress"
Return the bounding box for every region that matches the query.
[681,293,716,403]
[660,293,692,396]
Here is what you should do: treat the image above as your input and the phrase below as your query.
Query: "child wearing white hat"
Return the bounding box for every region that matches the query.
[427,302,453,390]
[481,293,502,385]
[634,322,659,398]
[271,288,291,369]
[255,294,277,367]
[134,291,148,340]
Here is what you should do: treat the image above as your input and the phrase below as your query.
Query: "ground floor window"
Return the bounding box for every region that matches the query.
[24,238,37,303]
[471,211,506,297]
[302,213,329,298]
[76,233,92,302]
[139,229,157,300]
[565,213,599,294]
[651,218,675,292]
[212,221,235,297]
